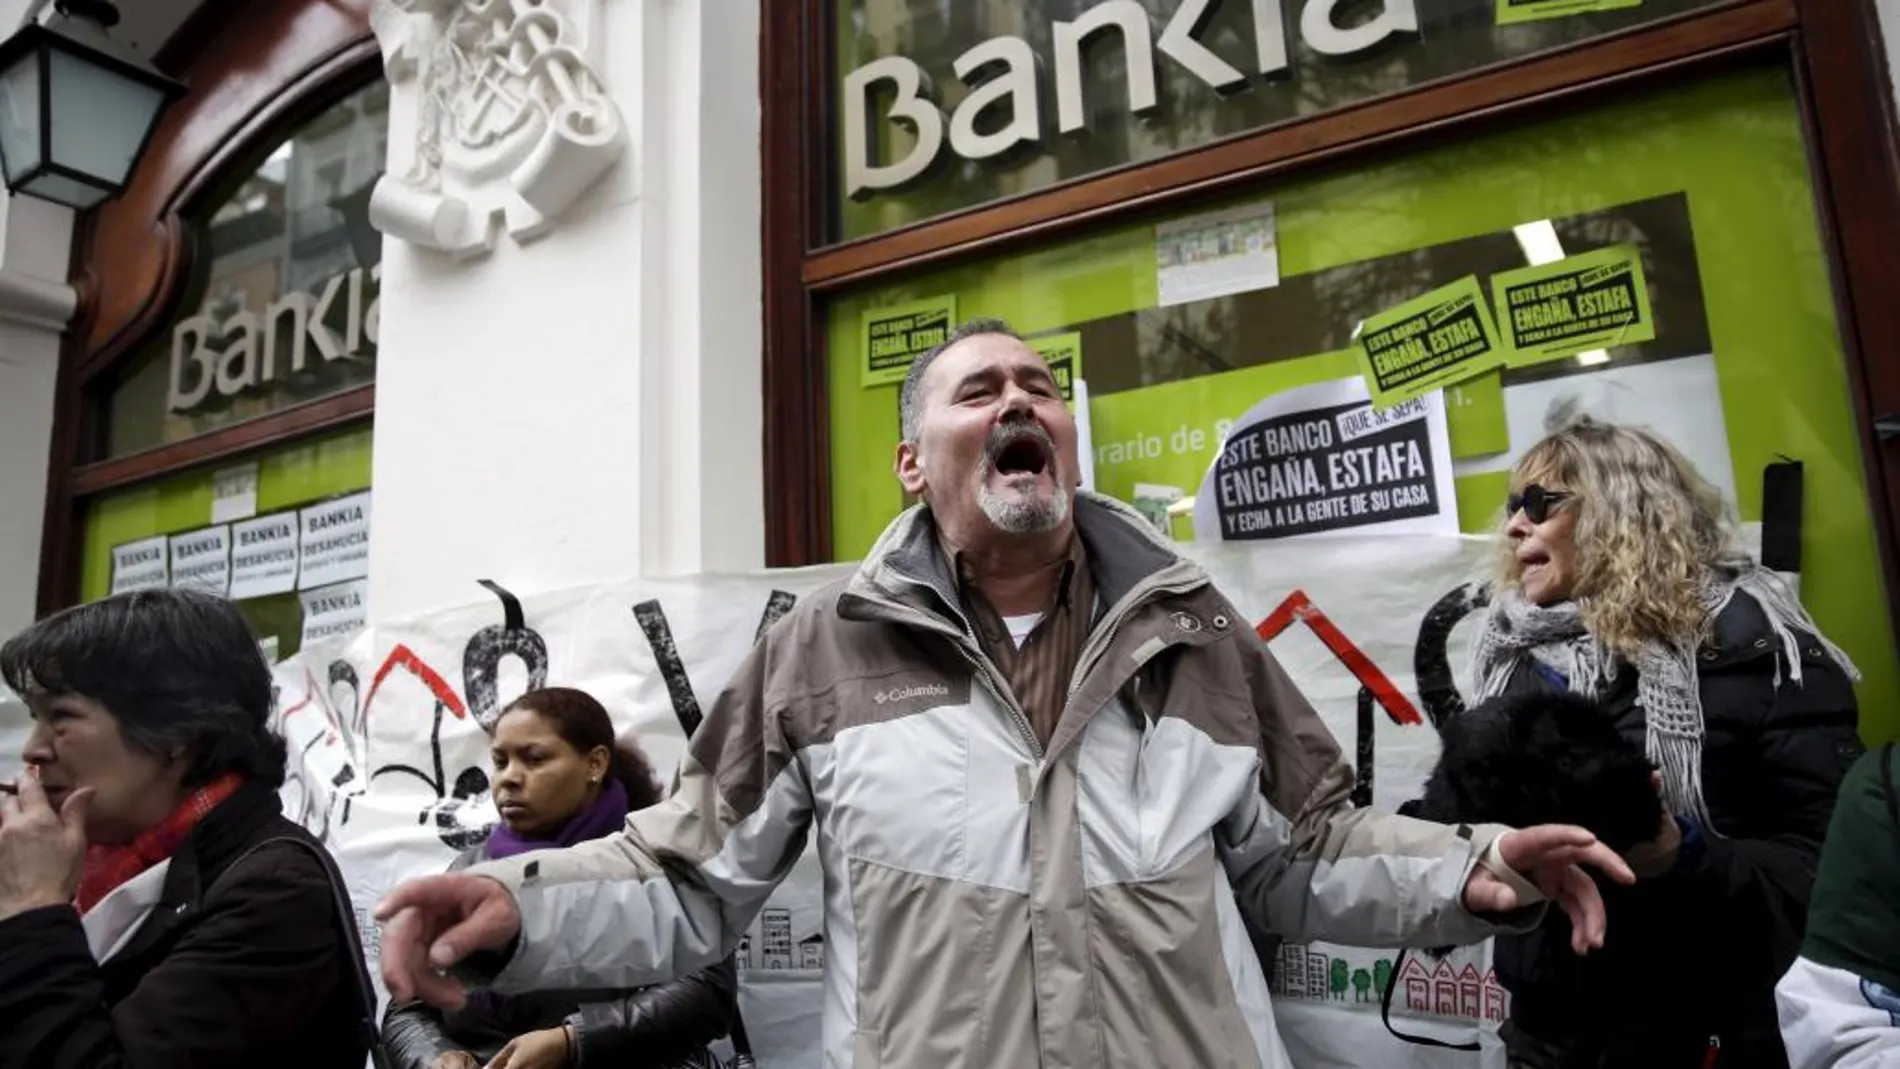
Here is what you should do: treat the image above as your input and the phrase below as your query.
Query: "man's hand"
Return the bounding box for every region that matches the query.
[486,1027,572,1069]
[375,874,522,1010]
[0,771,92,921]
[1462,825,1635,955]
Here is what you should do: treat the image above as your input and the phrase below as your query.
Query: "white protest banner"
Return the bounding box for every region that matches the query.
[109,535,169,595]
[299,491,371,589]
[300,580,368,648]
[230,512,301,599]
[1195,377,1459,543]
[268,532,1529,1069]
[168,526,232,596]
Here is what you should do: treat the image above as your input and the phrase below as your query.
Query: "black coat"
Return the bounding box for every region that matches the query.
[382,845,738,1069]
[1488,592,1863,1068]
[0,782,369,1069]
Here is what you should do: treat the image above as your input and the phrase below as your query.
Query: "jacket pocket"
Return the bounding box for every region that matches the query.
[852,1029,882,1069]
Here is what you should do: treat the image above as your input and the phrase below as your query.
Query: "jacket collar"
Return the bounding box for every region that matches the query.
[110,782,286,965]
[845,491,1205,623]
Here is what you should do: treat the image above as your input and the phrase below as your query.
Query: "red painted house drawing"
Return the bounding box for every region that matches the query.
[1396,956,1509,1022]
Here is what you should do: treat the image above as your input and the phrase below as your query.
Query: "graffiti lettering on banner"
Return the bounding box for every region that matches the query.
[1493,244,1656,366]
[1355,276,1505,408]
[299,491,371,589]
[861,295,956,388]
[169,525,232,596]
[1195,377,1459,542]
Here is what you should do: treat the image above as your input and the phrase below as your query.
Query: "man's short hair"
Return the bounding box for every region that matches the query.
[898,316,1022,442]
[1,588,287,788]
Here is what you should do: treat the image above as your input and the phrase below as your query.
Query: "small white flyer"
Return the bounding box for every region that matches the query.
[168,525,232,595]
[1155,201,1280,308]
[300,579,368,647]
[110,535,170,595]
[298,491,371,590]
[210,461,260,524]
[229,512,300,599]
[1193,376,1460,543]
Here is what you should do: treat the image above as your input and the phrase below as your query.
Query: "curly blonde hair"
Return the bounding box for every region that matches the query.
[1496,418,1739,657]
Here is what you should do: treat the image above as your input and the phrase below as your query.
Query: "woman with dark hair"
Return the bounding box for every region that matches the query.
[0,588,372,1069]
[383,687,737,1069]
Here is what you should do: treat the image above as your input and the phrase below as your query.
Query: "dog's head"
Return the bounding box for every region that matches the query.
[1411,690,1660,854]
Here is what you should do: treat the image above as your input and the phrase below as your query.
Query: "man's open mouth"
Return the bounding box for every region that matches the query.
[991,429,1051,477]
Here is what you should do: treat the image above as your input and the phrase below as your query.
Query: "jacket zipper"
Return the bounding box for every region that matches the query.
[863,562,1209,757]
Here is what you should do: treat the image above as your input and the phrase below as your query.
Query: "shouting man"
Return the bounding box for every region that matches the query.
[377,318,1632,1069]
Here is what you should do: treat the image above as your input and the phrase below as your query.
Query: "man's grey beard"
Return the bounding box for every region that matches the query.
[977,476,1069,533]
[975,422,1069,534]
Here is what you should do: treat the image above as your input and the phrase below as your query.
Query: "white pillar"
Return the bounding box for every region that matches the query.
[367,0,764,621]
[0,191,78,640]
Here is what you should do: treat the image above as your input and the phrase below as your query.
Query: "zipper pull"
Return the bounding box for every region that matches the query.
[1701,1036,1720,1069]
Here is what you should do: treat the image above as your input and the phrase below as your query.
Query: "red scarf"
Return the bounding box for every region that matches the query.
[75,773,245,915]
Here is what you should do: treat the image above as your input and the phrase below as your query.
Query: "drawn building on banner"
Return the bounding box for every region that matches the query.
[799,933,826,971]
[736,931,754,971]
[760,908,794,970]
[1396,955,1509,1023]
[1270,942,1507,1023]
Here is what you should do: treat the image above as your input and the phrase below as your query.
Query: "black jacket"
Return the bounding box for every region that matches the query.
[0,782,369,1069]
[1486,592,1862,1068]
[382,845,738,1069]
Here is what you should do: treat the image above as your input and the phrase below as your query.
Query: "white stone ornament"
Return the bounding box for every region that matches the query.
[370,0,628,259]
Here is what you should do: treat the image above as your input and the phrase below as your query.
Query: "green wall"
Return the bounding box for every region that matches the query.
[823,66,1900,742]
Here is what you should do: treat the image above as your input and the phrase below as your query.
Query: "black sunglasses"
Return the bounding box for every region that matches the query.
[1507,484,1575,524]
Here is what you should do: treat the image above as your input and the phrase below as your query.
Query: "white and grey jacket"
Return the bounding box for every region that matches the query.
[465,493,1525,1069]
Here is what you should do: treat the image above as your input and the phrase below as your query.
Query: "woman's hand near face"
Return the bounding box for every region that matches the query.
[0,771,92,920]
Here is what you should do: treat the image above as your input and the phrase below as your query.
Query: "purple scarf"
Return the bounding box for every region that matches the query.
[484,778,630,859]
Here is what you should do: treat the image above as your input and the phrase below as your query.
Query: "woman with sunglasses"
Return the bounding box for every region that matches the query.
[1466,417,1861,1069]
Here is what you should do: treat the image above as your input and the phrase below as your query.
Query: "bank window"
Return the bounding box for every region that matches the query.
[76,427,371,661]
[825,64,1900,720]
[102,78,389,458]
[832,0,1734,241]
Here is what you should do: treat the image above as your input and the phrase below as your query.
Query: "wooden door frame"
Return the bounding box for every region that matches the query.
[35,0,380,615]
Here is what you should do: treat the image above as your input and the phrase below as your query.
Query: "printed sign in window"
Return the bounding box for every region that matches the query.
[1492,244,1657,366]
[1355,276,1506,408]
[861,296,957,388]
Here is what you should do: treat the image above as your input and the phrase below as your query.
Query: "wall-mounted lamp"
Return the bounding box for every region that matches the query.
[0,0,184,210]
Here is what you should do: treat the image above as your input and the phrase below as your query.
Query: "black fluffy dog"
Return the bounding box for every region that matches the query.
[1405,690,1662,855]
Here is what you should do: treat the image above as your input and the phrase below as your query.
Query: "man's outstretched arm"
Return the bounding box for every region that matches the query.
[379,634,812,1005]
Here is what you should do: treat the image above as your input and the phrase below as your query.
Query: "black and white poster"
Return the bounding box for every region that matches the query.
[168,525,232,596]
[1194,378,1459,542]
[299,579,368,647]
[231,512,301,599]
[299,491,371,590]
[109,535,170,595]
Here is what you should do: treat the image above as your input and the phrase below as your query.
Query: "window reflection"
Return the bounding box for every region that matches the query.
[104,79,389,458]
[830,0,1729,241]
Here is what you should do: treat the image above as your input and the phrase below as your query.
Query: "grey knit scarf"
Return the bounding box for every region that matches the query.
[1468,562,1859,834]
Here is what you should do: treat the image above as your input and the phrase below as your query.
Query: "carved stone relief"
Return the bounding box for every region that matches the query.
[369,0,628,259]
